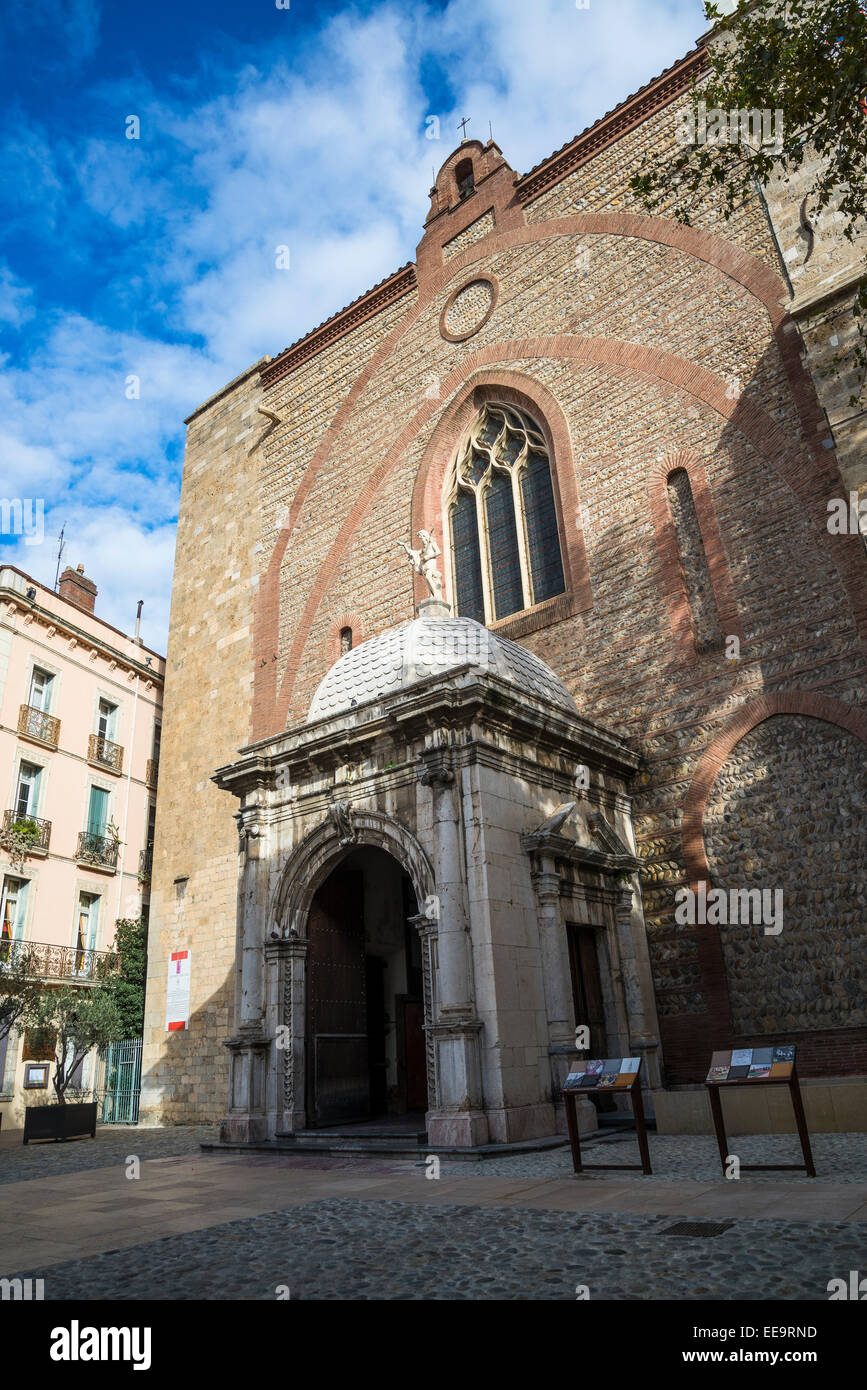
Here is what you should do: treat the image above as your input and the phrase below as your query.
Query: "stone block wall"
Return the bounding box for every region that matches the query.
[143,47,867,1123]
[140,362,268,1124]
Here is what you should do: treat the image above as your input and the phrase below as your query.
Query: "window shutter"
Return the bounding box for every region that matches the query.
[87,787,109,837]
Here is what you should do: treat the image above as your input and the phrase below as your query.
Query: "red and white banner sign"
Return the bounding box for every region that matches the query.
[166,949,191,1032]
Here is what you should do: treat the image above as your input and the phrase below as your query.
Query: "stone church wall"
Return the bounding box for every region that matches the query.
[140,362,267,1123]
[703,715,867,1039]
[143,42,867,1124]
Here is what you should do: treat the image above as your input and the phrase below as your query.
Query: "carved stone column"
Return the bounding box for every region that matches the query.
[417,745,488,1147]
[408,911,440,1112]
[235,807,268,1030]
[265,935,308,1137]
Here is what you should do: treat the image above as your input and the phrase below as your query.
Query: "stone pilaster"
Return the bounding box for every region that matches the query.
[219,803,271,1142]
[408,911,440,1112]
[417,744,488,1146]
[529,847,598,1137]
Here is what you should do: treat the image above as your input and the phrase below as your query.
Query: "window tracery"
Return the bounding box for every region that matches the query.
[447,403,565,623]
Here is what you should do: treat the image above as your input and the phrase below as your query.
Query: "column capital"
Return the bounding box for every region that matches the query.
[264,935,308,962]
[416,748,454,786]
[407,911,439,938]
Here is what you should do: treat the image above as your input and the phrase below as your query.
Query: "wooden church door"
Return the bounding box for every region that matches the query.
[306,869,369,1126]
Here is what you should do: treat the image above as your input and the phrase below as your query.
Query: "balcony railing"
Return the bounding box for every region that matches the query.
[146,758,159,787]
[76,830,120,871]
[88,733,124,773]
[138,844,153,883]
[0,938,117,982]
[1,809,51,854]
[18,704,60,748]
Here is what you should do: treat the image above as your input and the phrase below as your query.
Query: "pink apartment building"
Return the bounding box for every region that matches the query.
[0,562,164,1126]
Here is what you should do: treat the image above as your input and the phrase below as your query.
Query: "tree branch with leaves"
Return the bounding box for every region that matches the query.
[631,0,867,401]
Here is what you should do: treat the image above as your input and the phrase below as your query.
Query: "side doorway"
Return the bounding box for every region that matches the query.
[306,869,369,1127]
[566,922,607,1057]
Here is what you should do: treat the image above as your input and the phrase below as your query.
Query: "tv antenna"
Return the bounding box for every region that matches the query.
[53,524,67,591]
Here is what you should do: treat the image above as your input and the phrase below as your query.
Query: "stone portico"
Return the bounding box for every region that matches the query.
[213,601,661,1149]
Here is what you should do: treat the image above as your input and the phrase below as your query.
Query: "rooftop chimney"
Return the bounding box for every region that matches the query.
[58,563,97,614]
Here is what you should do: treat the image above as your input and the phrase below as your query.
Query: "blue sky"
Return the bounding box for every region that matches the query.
[0,0,704,650]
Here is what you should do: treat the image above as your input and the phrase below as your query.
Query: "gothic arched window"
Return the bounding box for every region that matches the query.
[447,403,565,623]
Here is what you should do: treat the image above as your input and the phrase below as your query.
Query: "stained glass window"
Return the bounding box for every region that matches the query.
[522,450,565,604]
[447,403,566,624]
[450,489,485,623]
[485,472,523,619]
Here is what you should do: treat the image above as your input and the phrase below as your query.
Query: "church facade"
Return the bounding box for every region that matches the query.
[140,36,867,1142]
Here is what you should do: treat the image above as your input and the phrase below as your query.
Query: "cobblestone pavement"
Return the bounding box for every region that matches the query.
[0,1125,219,1185]
[11,1198,866,1300]
[2,1126,865,1185]
[441,1131,867,1183]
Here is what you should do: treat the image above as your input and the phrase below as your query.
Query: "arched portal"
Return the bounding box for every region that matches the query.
[305,846,428,1129]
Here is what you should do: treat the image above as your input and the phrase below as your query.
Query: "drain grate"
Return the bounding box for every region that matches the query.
[660,1220,735,1238]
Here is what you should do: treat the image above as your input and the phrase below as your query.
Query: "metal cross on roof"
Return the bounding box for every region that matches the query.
[457,116,471,141]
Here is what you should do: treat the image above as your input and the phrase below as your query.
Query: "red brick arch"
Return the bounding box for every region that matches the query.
[327,612,366,666]
[409,371,594,616]
[259,335,867,736]
[252,211,816,740]
[681,692,867,887]
[252,206,867,739]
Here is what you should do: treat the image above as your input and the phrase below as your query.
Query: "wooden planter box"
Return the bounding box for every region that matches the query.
[23,1102,97,1144]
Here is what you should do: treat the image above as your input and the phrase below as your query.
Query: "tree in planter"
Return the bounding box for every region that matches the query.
[95,917,147,1038]
[25,986,123,1103]
[0,944,41,1043]
[630,0,867,401]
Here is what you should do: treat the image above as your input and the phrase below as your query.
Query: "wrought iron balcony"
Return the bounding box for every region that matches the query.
[145,758,159,787]
[18,703,60,748]
[76,830,120,871]
[138,843,153,883]
[0,937,117,983]
[88,733,124,773]
[1,809,51,855]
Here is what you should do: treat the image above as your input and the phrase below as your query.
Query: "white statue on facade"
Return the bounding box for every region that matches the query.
[401,530,444,601]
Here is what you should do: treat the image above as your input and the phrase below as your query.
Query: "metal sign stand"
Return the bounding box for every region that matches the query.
[563,1065,652,1176]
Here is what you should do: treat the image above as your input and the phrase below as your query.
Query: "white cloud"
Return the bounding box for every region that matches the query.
[0,266,35,328]
[1,0,702,651]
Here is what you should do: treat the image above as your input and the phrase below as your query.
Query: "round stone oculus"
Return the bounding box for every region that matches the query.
[440,276,498,343]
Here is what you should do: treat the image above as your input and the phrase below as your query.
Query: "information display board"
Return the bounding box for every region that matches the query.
[562,1056,652,1176]
[703,1043,815,1177]
[166,949,192,1033]
[563,1057,642,1091]
[706,1044,795,1082]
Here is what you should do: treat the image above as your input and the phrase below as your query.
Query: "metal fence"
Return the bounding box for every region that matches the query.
[95,1038,142,1124]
